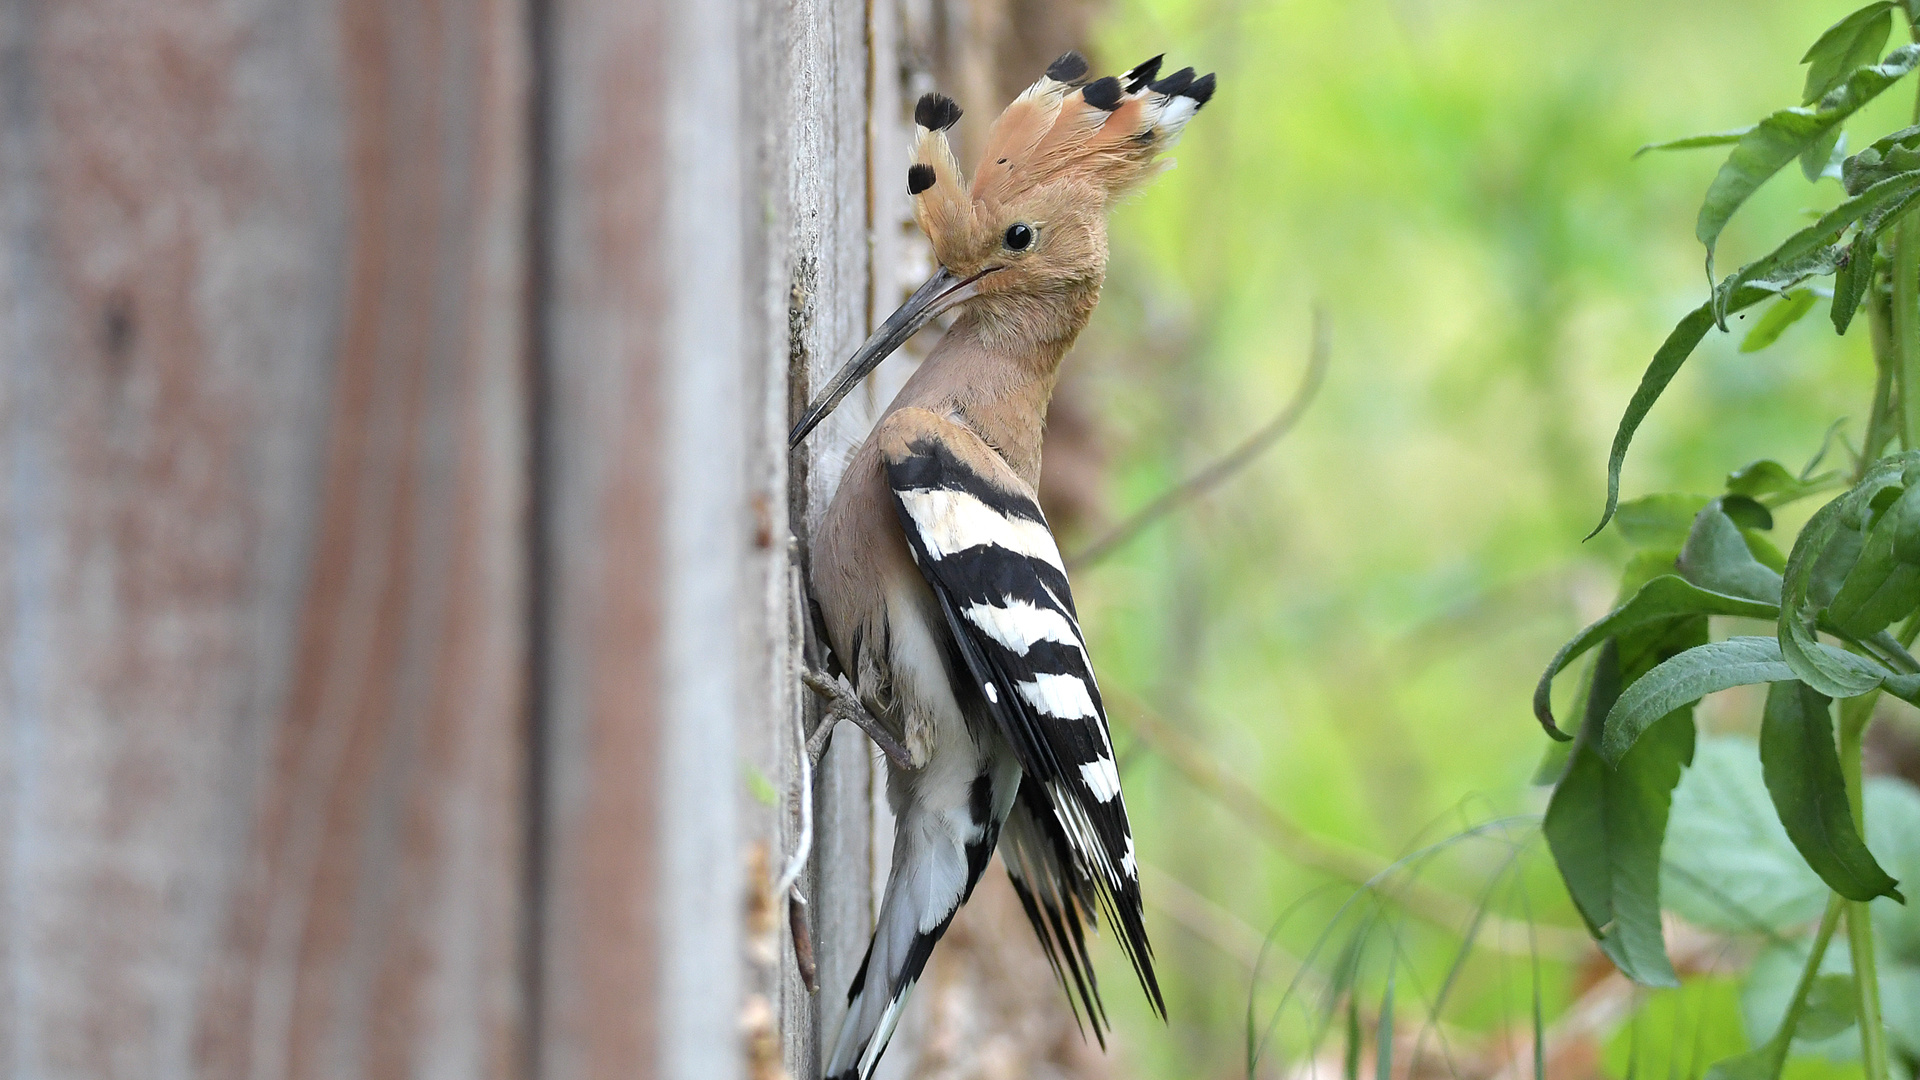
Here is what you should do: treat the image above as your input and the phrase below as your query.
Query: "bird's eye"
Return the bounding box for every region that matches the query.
[1003,223,1034,251]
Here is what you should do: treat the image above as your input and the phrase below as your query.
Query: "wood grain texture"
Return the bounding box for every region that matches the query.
[529,0,668,1070]
[0,0,530,1076]
[534,0,757,1076]
[0,0,1013,1075]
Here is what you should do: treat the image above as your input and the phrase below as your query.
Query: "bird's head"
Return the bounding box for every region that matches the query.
[790,52,1214,447]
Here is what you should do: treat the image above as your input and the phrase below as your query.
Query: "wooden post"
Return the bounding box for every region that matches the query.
[0,0,531,1076]
[0,0,1002,1076]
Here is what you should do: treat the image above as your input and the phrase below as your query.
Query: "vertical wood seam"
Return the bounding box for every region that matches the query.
[518,0,556,1073]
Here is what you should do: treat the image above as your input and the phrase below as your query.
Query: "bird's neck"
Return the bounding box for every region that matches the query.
[886,287,1098,489]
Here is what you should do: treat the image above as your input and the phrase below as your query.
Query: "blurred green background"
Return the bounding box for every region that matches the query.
[1047,1,1915,1075]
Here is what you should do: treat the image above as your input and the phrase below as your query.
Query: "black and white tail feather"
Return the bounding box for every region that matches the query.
[824,753,1009,1080]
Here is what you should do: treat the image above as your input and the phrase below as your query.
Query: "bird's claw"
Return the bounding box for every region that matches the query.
[800,668,918,770]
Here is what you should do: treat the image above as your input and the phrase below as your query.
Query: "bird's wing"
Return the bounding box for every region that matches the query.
[876,407,1163,1019]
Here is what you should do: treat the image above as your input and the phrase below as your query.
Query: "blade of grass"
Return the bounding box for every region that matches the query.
[1526,883,1546,1080]
[1376,960,1396,1080]
[1248,883,1352,1076]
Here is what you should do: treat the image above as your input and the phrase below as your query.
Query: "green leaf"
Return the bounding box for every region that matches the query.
[1801,3,1895,104]
[1824,482,1920,636]
[1807,129,1852,183]
[1831,228,1876,333]
[1546,642,1693,987]
[1894,476,1920,564]
[1678,501,1785,603]
[1664,735,1828,934]
[1533,574,1776,739]
[1840,122,1920,194]
[1701,1044,1780,1080]
[1616,494,1716,547]
[1801,503,1865,612]
[1882,962,1920,1057]
[1781,635,1896,702]
[1698,45,1920,273]
[1712,166,1920,326]
[1864,777,1920,961]
[1744,529,1789,573]
[1741,940,1863,1062]
[1531,736,1575,785]
[1591,286,1781,537]
[1722,493,1776,530]
[1549,645,1627,924]
[1601,637,1795,764]
[1760,680,1904,901]
[1607,638,1902,763]
[1636,128,1754,158]
[1779,459,1919,694]
[1739,290,1819,352]
[1794,974,1859,1041]
[1782,493,1871,696]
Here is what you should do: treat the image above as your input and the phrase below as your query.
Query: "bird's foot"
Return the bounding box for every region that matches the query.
[800,668,918,770]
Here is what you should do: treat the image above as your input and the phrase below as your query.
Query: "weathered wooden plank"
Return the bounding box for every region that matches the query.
[0,0,1075,1075]
[527,0,669,1071]
[776,0,894,1072]
[533,0,757,1076]
[0,0,532,1075]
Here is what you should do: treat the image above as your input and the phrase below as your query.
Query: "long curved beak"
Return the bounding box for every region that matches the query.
[788,265,985,448]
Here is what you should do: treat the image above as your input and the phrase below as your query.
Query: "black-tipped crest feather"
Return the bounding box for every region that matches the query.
[1081,76,1123,110]
[1150,67,1195,96]
[906,163,935,195]
[1123,54,1164,92]
[915,92,962,131]
[1184,72,1216,106]
[1046,51,1090,83]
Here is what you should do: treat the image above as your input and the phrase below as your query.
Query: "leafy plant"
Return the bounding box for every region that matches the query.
[1536,6,1920,1077]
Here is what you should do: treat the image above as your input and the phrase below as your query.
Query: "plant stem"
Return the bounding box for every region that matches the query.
[1900,31,1920,452]
[1838,694,1892,1080]
[1863,284,1897,476]
[1777,895,1847,1049]
[1895,221,1920,450]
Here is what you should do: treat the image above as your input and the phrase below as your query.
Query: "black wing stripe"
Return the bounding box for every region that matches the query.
[919,543,1077,617]
[888,437,1050,525]
[885,433,1160,1016]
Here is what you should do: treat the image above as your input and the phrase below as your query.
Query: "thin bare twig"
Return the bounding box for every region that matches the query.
[1113,689,1591,960]
[1066,308,1332,571]
[775,669,823,904]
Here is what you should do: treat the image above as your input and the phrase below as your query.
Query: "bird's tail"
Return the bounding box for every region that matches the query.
[824,807,985,1080]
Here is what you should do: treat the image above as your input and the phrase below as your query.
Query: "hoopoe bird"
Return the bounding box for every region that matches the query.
[789,51,1214,1080]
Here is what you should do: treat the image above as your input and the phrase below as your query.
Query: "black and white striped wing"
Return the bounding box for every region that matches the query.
[881,425,1163,1022]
